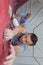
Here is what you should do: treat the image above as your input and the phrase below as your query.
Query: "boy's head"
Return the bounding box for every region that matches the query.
[20,13,31,26]
[19,33,38,46]
[25,13,31,19]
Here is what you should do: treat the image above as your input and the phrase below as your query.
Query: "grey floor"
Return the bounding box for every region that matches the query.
[13,0,43,65]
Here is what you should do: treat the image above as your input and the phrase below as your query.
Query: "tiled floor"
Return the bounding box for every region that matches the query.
[13,0,43,65]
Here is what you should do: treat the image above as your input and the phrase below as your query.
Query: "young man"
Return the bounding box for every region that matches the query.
[4,26,38,65]
[4,25,38,47]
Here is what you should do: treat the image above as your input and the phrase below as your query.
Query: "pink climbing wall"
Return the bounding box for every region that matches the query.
[0,0,14,65]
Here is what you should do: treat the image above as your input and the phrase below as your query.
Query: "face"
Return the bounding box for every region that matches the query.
[19,34,33,45]
[26,14,31,19]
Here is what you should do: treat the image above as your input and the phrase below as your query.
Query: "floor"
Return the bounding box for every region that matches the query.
[13,0,43,65]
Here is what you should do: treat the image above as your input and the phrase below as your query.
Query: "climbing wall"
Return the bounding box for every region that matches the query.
[14,0,28,12]
[0,0,14,65]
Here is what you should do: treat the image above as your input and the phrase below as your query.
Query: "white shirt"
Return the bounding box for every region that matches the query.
[13,18,20,26]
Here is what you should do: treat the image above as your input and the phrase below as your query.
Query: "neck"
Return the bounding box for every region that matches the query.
[18,34,25,42]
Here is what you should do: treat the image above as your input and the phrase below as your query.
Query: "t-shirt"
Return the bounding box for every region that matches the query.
[20,13,29,24]
[13,18,19,26]
[10,33,28,53]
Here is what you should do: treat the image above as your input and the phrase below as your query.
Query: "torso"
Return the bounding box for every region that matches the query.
[10,33,23,46]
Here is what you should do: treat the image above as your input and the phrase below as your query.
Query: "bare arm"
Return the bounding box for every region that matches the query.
[13,25,26,35]
[4,26,26,41]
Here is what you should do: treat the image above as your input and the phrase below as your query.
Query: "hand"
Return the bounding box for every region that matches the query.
[19,26,26,33]
[4,29,14,41]
[4,45,15,65]
[15,14,20,17]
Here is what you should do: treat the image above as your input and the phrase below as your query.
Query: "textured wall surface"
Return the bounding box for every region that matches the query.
[0,0,14,65]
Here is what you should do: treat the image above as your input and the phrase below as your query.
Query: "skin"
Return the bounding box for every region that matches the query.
[19,34,32,45]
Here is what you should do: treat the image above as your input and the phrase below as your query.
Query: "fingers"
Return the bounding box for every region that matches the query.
[5,45,15,60]
[4,58,14,65]
[4,45,16,65]
[10,45,16,56]
[5,53,14,60]
[3,29,14,41]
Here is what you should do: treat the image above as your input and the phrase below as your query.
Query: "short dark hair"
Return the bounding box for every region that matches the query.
[26,13,31,16]
[30,33,38,46]
[25,13,31,19]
